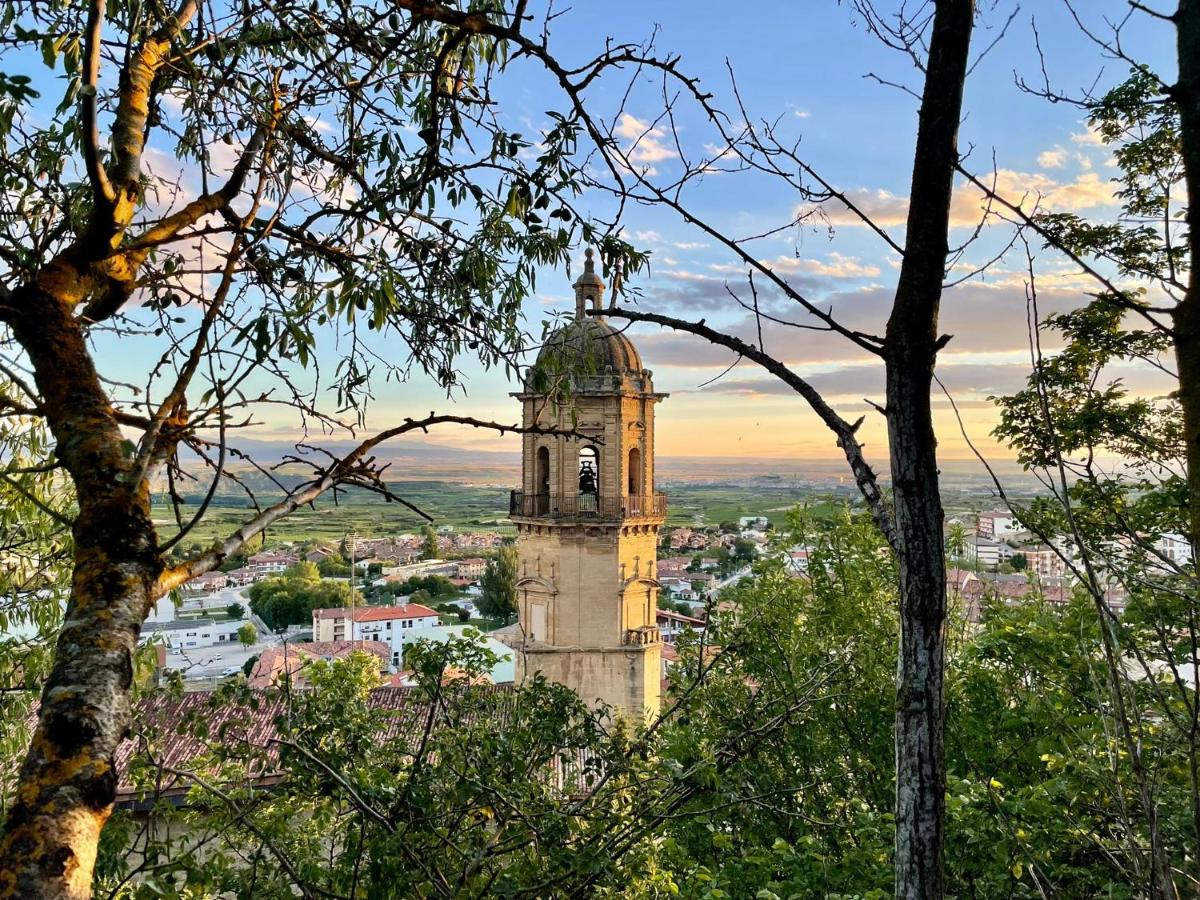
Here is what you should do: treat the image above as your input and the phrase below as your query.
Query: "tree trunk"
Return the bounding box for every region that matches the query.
[885,2,973,897]
[0,284,160,900]
[1172,2,1200,893]
[1176,0,1200,568]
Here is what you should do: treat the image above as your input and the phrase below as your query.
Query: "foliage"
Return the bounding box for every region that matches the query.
[317,554,353,578]
[96,639,660,897]
[236,623,257,649]
[0,396,73,811]
[991,64,1197,895]
[478,545,518,621]
[248,562,350,632]
[367,574,459,605]
[225,603,244,620]
[421,526,440,561]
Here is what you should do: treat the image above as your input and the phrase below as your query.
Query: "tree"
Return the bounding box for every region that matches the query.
[249,564,351,632]
[968,12,1200,891]
[455,607,471,624]
[317,554,352,578]
[1009,553,1027,571]
[420,526,440,561]
[236,623,257,649]
[587,5,974,891]
[730,537,757,566]
[0,0,655,889]
[478,545,518,622]
[945,522,968,561]
[225,602,245,621]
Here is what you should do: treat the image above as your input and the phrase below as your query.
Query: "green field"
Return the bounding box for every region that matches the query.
[153,478,1000,550]
[153,481,851,551]
[153,481,515,550]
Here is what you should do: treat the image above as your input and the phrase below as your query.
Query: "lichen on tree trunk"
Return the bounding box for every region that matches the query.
[0,285,161,900]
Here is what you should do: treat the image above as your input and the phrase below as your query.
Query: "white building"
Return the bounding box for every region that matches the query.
[977,510,1020,540]
[143,617,244,651]
[1156,533,1194,568]
[312,603,441,667]
[656,608,706,645]
[396,624,515,683]
[965,535,1012,569]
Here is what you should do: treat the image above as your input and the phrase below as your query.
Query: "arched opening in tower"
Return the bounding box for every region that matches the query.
[578,445,599,510]
[535,446,550,497]
[627,447,642,496]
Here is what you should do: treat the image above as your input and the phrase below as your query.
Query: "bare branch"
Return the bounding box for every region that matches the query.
[155,414,598,595]
[596,306,898,552]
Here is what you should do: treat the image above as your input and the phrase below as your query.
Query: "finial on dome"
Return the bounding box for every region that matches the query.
[572,247,605,320]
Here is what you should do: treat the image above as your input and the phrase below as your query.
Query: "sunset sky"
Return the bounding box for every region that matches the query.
[87,1,1180,464]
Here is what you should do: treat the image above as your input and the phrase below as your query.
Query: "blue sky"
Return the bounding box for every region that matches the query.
[80,1,1179,463]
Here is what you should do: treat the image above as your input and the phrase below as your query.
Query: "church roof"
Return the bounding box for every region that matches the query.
[534,316,643,377]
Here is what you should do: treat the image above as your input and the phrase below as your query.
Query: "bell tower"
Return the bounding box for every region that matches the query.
[510,250,667,719]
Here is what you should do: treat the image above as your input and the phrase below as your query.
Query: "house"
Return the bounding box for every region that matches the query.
[1015,544,1067,579]
[654,557,692,580]
[738,516,769,530]
[656,608,706,645]
[698,557,720,571]
[187,571,229,593]
[393,624,515,684]
[977,510,1020,540]
[101,683,605,813]
[224,566,259,587]
[786,548,810,574]
[248,640,391,688]
[311,603,441,667]
[668,528,694,550]
[455,558,487,580]
[142,617,244,651]
[246,550,298,575]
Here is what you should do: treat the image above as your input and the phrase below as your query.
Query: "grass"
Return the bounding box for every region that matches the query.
[154,478,996,551]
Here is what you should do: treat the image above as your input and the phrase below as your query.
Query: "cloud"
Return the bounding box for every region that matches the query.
[1037,147,1067,168]
[769,252,881,279]
[685,358,1174,406]
[1071,126,1106,146]
[614,113,676,174]
[629,279,1094,373]
[811,169,1118,230]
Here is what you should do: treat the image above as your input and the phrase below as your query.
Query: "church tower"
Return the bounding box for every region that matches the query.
[509,250,667,719]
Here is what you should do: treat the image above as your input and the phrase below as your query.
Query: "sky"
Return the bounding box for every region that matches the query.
[80,0,1181,465]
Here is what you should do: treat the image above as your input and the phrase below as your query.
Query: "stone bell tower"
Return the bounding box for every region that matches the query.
[509,249,667,719]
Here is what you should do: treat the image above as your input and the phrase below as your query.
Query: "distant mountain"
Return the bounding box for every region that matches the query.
[175,435,1037,491]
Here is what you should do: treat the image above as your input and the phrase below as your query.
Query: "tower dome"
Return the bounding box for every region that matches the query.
[529,248,645,390]
[534,317,642,375]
